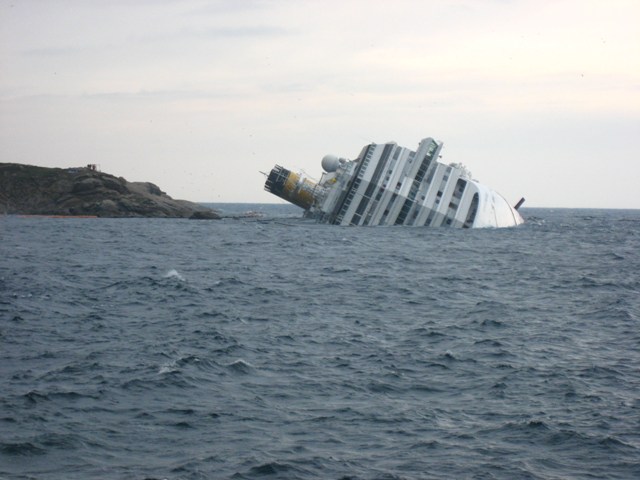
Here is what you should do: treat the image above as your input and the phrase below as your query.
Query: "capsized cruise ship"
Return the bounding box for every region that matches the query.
[264,137,524,228]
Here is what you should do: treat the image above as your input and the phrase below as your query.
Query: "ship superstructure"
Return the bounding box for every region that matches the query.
[264,137,524,228]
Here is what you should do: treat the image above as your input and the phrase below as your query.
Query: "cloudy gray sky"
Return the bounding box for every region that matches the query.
[1,0,638,208]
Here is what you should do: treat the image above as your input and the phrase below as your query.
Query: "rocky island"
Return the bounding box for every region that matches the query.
[0,163,220,219]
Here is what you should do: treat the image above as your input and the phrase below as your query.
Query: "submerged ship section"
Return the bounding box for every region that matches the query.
[264,137,524,228]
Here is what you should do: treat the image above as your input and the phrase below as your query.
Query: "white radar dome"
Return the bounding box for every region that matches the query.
[321,155,341,173]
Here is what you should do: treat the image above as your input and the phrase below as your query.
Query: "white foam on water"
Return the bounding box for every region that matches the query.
[163,269,185,281]
[158,360,178,374]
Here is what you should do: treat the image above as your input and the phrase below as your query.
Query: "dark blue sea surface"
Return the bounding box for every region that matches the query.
[1,205,639,479]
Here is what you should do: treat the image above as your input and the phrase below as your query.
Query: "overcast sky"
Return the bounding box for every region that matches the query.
[1,0,638,208]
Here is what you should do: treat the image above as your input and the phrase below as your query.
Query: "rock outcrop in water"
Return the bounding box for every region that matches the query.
[0,163,220,218]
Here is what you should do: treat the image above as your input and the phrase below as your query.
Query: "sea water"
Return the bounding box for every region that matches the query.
[1,206,639,479]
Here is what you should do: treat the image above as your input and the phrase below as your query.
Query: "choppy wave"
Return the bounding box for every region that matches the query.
[1,207,639,479]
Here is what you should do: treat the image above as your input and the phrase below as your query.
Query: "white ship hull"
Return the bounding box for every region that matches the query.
[264,137,524,228]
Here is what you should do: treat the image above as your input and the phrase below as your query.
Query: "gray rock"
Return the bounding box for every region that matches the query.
[0,163,220,218]
[189,210,222,220]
